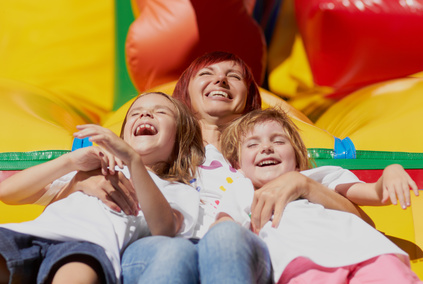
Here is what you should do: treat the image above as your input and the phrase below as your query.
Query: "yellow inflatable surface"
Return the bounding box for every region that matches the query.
[316,77,423,153]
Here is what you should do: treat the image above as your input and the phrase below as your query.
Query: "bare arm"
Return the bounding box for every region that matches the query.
[337,164,419,209]
[0,147,106,205]
[75,124,183,236]
[250,171,363,233]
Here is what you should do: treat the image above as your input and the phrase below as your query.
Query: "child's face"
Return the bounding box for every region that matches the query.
[239,120,298,188]
[123,94,177,165]
[188,60,248,122]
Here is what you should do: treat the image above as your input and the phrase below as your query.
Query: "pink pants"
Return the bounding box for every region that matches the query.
[278,254,422,284]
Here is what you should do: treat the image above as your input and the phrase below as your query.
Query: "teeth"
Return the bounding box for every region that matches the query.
[258,160,278,166]
[209,91,229,98]
[135,124,157,135]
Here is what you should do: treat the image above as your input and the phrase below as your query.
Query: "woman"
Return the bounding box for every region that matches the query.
[27,52,363,283]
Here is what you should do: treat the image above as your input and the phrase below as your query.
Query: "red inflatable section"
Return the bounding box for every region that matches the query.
[126,0,266,93]
[294,0,423,99]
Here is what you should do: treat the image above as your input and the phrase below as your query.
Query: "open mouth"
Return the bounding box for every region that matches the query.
[134,124,157,136]
[257,159,280,167]
[207,90,231,99]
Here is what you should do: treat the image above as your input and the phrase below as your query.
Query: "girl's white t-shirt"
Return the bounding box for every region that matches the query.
[217,166,409,281]
[1,167,199,282]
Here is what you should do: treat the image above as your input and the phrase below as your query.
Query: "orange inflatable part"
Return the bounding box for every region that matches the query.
[126,0,266,93]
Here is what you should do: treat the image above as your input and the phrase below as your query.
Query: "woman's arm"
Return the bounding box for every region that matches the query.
[250,171,364,233]
[52,169,139,215]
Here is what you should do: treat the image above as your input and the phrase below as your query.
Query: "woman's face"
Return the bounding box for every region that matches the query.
[123,94,177,166]
[187,60,248,123]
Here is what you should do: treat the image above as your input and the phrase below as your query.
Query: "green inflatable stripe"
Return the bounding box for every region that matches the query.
[309,148,423,170]
[0,151,69,170]
[113,0,137,111]
[1,149,423,171]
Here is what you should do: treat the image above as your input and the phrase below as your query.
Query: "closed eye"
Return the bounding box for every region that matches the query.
[247,143,258,148]
[228,73,242,80]
[199,71,212,76]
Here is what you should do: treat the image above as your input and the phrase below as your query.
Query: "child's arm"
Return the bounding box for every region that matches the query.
[251,171,363,233]
[336,164,419,209]
[74,124,183,236]
[0,146,112,205]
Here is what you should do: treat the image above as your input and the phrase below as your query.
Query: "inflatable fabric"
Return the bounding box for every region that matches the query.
[0,0,115,112]
[125,0,267,94]
[316,77,423,153]
[294,0,423,99]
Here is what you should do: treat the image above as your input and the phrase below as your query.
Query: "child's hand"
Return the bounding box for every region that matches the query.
[71,146,123,176]
[74,124,133,170]
[379,164,419,209]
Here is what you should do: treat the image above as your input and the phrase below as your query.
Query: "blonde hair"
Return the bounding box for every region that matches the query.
[220,107,312,171]
[120,92,205,184]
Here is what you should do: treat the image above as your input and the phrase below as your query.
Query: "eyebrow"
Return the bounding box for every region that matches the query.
[128,105,176,114]
[243,132,289,142]
[200,66,242,74]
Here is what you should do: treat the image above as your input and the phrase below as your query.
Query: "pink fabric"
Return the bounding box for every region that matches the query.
[278,254,422,284]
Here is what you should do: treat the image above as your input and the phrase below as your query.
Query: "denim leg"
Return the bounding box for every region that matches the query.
[121,236,199,284]
[197,221,274,284]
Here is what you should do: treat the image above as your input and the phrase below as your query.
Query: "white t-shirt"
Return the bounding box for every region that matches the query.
[217,166,409,281]
[190,144,247,238]
[0,167,199,281]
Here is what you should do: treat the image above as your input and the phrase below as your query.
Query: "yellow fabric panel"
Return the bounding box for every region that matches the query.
[316,78,423,152]
[0,0,114,111]
[268,35,318,98]
[0,202,44,224]
[360,193,423,279]
[0,79,101,152]
[411,195,423,280]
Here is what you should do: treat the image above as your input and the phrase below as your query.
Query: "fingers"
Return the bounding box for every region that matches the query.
[250,192,264,234]
[271,201,287,229]
[74,125,114,145]
[251,190,274,234]
[385,179,418,209]
[108,172,139,215]
[409,178,419,197]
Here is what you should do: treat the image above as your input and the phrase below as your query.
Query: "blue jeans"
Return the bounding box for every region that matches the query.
[121,236,199,284]
[0,228,116,284]
[121,221,273,284]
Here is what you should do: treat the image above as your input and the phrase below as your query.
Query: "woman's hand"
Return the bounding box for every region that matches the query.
[250,171,307,234]
[250,171,362,233]
[59,169,139,215]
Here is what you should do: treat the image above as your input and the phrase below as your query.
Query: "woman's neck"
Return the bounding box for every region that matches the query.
[199,120,222,150]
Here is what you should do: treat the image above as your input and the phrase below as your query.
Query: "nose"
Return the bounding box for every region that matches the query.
[214,75,228,87]
[140,109,153,118]
[261,144,274,154]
